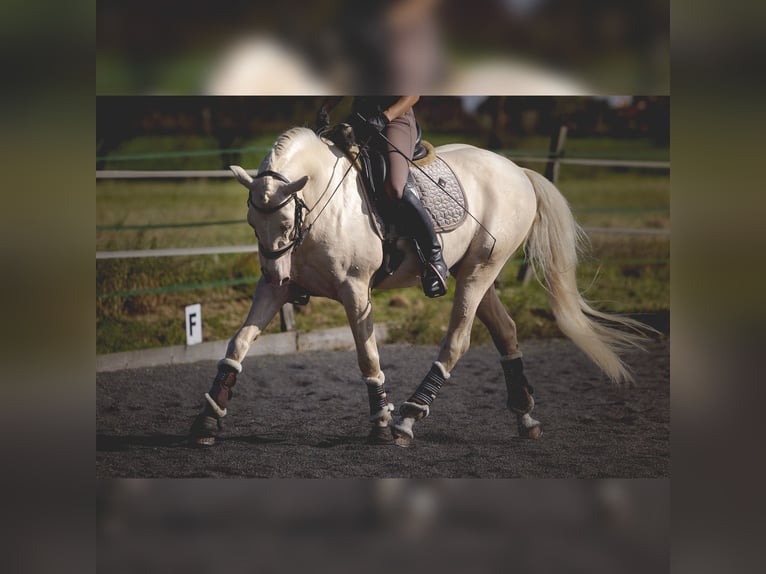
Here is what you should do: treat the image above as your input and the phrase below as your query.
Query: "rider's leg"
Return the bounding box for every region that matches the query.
[385,111,448,298]
[398,177,448,297]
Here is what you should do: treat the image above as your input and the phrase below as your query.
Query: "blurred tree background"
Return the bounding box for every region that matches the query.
[97,96,669,168]
[96,0,669,94]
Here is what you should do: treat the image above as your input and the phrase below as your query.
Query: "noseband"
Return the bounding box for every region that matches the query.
[248,170,309,260]
[246,151,359,260]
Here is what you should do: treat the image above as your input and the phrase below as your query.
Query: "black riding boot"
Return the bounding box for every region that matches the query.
[399,176,448,298]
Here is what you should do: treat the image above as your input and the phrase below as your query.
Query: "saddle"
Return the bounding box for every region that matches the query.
[326,122,430,203]
[321,124,468,285]
[322,123,467,283]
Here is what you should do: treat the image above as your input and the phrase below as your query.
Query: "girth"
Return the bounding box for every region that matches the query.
[320,122,432,284]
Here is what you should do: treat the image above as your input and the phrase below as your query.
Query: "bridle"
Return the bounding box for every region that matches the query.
[247,170,310,260]
[246,139,363,261]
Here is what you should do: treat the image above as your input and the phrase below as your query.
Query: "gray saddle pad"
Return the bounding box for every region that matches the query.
[410,156,468,232]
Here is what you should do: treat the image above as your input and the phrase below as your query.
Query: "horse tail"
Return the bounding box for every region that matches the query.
[522,168,651,383]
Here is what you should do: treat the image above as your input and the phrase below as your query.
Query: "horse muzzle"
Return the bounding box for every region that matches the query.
[261,255,292,286]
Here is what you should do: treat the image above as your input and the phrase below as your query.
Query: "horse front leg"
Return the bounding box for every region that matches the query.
[340,280,393,444]
[189,277,290,446]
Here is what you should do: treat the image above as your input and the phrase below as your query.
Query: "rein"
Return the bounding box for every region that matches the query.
[247,153,359,259]
[354,112,498,260]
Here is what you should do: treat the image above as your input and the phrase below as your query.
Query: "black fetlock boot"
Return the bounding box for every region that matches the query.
[500,356,542,439]
[398,176,448,298]
[501,357,535,415]
[189,358,240,446]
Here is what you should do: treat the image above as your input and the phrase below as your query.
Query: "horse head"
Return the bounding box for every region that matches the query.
[230,164,308,286]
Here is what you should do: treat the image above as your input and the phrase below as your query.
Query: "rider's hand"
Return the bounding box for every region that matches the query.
[366,112,390,133]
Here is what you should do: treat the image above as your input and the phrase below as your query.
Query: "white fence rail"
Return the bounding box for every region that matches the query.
[96,226,668,260]
[96,245,259,259]
[97,170,250,179]
[96,157,669,180]
[96,149,670,262]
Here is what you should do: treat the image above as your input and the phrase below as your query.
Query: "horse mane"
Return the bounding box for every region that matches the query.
[269,127,319,163]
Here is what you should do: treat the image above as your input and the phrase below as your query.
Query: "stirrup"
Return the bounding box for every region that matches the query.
[291,292,311,305]
[422,261,448,298]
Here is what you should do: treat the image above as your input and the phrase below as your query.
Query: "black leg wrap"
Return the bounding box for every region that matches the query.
[289,284,311,306]
[208,366,237,410]
[364,374,393,424]
[189,363,239,444]
[408,362,448,407]
[367,383,389,418]
[502,357,535,415]
[189,412,221,439]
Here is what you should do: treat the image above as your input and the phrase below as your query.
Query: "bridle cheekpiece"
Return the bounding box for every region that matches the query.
[247,170,309,260]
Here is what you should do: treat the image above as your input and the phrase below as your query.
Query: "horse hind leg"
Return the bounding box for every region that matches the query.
[476,285,542,439]
[501,357,542,439]
[392,268,496,447]
[392,362,450,447]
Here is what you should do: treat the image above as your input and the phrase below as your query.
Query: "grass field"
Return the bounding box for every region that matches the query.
[96,136,669,354]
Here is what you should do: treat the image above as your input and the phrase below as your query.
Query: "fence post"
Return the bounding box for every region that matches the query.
[545,125,568,183]
[517,125,568,284]
[280,303,296,332]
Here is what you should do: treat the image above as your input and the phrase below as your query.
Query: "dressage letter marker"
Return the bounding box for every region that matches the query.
[185,304,202,346]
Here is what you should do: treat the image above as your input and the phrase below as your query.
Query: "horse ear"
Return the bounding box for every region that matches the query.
[229,165,254,187]
[283,175,309,196]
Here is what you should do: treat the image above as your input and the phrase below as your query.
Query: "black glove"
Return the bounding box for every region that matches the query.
[315,108,330,133]
[366,111,390,133]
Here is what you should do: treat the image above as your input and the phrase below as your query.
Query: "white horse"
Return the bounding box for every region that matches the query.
[190,127,647,447]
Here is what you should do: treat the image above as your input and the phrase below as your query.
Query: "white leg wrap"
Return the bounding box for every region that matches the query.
[432,361,451,380]
[393,416,416,439]
[363,372,385,386]
[204,393,227,417]
[518,413,540,429]
[369,404,395,423]
[218,357,243,373]
[399,401,430,420]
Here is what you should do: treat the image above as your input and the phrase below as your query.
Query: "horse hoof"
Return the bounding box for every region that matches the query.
[189,414,220,447]
[193,436,217,447]
[516,413,542,439]
[518,424,543,439]
[391,426,414,448]
[367,425,393,445]
[394,435,413,448]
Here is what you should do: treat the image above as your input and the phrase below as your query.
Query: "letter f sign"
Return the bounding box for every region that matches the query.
[185,304,203,345]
